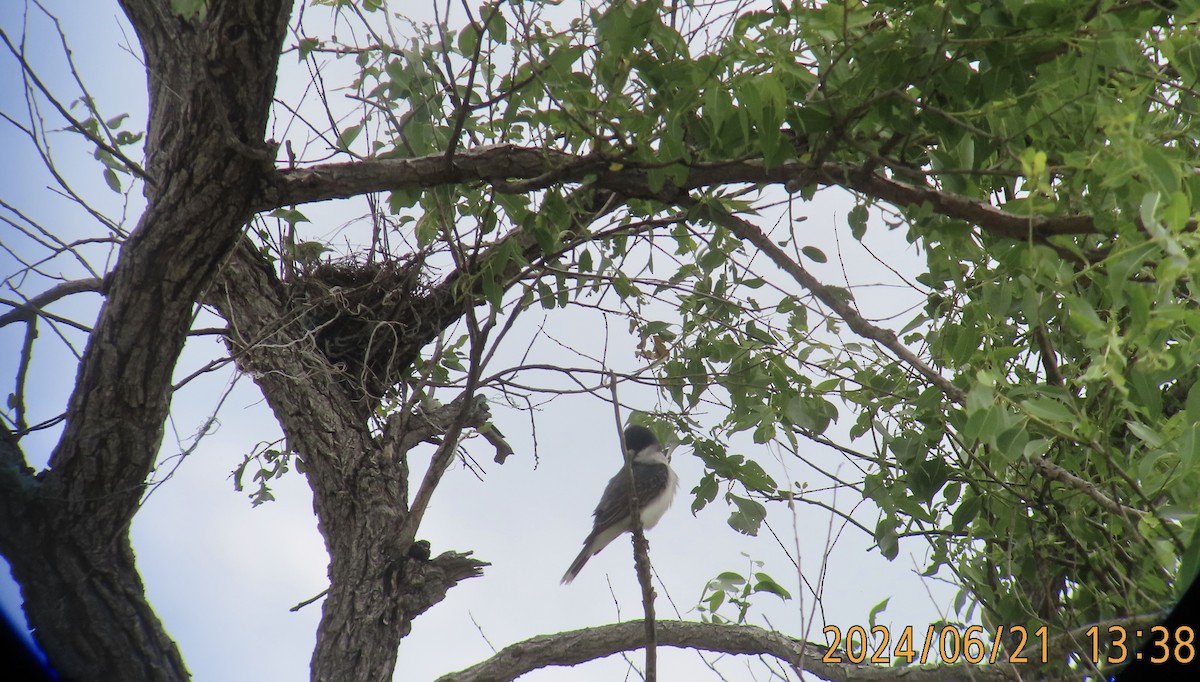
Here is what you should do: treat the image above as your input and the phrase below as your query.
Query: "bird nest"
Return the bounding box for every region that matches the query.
[286,255,429,402]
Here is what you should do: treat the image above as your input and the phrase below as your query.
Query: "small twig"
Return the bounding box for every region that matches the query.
[289,588,329,612]
[171,356,235,392]
[607,372,656,682]
[442,1,502,160]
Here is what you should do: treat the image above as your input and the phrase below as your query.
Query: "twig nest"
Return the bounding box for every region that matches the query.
[287,254,428,401]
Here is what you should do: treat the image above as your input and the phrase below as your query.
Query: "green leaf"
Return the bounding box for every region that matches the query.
[1126,420,1163,447]
[1177,522,1200,600]
[737,460,777,493]
[848,204,868,241]
[457,24,480,55]
[415,214,438,247]
[752,573,792,600]
[691,473,719,513]
[484,11,507,43]
[868,597,890,628]
[337,123,364,150]
[1140,191,1161,231]
[874,517,899,561]
[727,494,766,536]
[298,37,320,60]
[801,246,827,263]
[388,188,422,213]
[269,208,310,226]
[102,168,122,192]
[951,494,981,531]
[1020,397,1074,424]
[1141,146,1180,194]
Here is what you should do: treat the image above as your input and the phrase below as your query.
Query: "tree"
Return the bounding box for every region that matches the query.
[2,0,1198,680]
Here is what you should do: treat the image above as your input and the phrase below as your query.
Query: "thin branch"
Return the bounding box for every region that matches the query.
[394,389,490,551]
[10,312,37,433]
[1028,454,1134,516]
[688,197,968,404]
[608,373,656,682]
[764,491,874,538]
[170,356,235,393]
[0,277,105,327]
[0,28,152,184]
[824,163,1099,239]
[1033,325,1064,386]
[441,1,502,159]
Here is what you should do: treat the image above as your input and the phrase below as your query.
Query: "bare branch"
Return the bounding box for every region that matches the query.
[436,620,1016,682]
[395,338,488,551]
[0,277,105,327]
[607,374,656,681]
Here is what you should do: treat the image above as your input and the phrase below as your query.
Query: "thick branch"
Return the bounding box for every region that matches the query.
[436,620,1016,682]
[264,148,1103,247]
[261,144,603,210]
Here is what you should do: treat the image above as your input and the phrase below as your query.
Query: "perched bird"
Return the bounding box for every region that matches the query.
[561,424,678,584]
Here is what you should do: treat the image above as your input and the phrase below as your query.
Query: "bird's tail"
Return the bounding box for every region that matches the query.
[561,544,594,584]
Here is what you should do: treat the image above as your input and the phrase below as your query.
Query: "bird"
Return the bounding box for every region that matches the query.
[561,424,678,584]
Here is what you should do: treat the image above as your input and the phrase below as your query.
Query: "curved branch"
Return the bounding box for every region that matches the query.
[824,165,1097,239]
[0,277,105,327]
[688,198,968,404]
[436,620,1015,682]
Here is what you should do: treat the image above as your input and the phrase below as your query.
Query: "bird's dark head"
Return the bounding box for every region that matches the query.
[624,424,664,461]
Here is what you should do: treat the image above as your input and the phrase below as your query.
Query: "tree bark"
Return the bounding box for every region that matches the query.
[0,2,291,680]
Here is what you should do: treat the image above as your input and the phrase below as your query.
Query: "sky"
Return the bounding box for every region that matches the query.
[0,2,962,680]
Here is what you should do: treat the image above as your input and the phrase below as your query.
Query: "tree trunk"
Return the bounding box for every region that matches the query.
[0,2,291,680]
[210,246,489,681]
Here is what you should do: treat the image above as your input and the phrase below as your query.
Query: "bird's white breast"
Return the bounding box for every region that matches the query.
[640,464,678,529]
